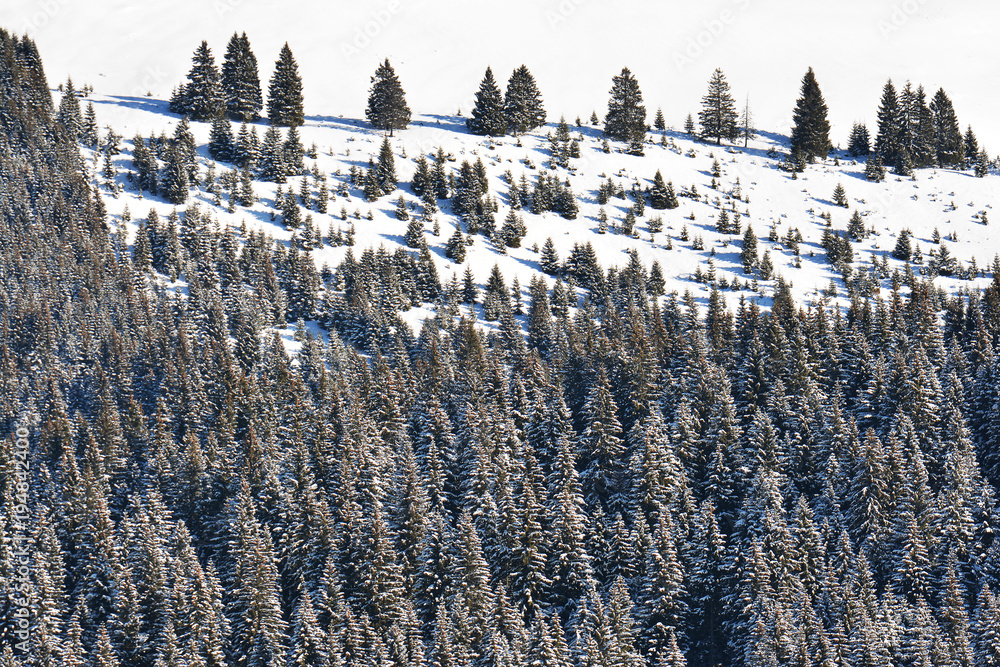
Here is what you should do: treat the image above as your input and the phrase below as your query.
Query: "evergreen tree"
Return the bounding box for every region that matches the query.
[234,122,260,170]
[221,32,263,121]
[499,209,526,248]
[540,238,560,275]
[375,137,398,196]
[280,188,302,229]
[848,210,867,241]
[445,227,467,263]
[930,88,963,168]
[606,576,643,667]
[182,41,224,121]
[833,183,848,207]
[974,584,1000,667]
[664,182,679,209]
[549,117,573,169]
[161,147,190,205]
[716,209,733,235]
[684,113,695,135]
[483,263,511,320]
[366,59,411,136]
[580,366,626,515]
[865,153,886,182]
[57,77,83,140]
[699,68,738,145]
[208,116,235,162]
[411,155,431,197]
[789,67,832,162]
[909,84,936,167]
[509,444,550,616]
[892,228,912,261]
[404,219,425,250]
[82,101,99,147]
[964,126,979,168]
[283,125,305,175]
[847,122,870,157]
[975,149,990,178]
[895,148,913,176]
[504,65,546,135]
[741,225,758,274]
[267,43,304,127]
[131,134,159,195]
[228,485,287,667]
[640,512,687,661]
[649,170,670,210]
[289,594,327,667]
[875,79,903,166]
[605,67,646,143]
[397,195,412,222]
[257,125,287,182]
[467,67,507,136]
[172,115,198,179]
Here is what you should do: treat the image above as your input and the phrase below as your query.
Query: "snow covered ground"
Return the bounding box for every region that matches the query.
[8,0,1000,329]
[82,98,998,314]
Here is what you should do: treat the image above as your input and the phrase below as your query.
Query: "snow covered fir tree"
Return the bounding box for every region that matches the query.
[366,59,411,136]
[4,11,1000,667]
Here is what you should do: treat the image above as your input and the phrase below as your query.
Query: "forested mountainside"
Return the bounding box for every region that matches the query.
[3,28,1000,667]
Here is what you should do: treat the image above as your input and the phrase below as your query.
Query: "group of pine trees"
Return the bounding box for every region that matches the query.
[163,37,992,186]
[170,34,303,127]
[871,79,986,176]
[128,114,308,205]
[782,68,989,178]
[8,30,1000,667]
[696,65,991,181]
[466,65,547,137]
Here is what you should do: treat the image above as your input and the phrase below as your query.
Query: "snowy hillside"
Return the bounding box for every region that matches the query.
[83,95,997,310]
[12,0,1000,334]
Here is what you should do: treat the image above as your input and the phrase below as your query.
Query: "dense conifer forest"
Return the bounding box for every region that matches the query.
[3,28,1000,667]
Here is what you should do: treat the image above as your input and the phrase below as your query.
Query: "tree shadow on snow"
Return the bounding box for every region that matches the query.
[421,114,469,133]
[305,114,376,136]
[508,253,545,274]
[94,95,170,115]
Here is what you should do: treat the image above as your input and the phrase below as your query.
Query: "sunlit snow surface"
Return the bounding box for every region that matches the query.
[11,0,1000,331]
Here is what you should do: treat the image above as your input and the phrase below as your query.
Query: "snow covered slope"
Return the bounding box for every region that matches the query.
[79,95,998,317]
[7,0,1000,328]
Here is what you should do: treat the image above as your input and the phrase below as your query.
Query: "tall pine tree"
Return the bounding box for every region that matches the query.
[366,59,411,136]
[604,67,646,143]
[467,67,507,136]
[789,67,832,162]
[183,41,224,121]
[221,32,263,121]
[930,88,963,168]
[504,65,546,135]
[267,43,304,127]
[699,68,738,145]
[874,79,903,167]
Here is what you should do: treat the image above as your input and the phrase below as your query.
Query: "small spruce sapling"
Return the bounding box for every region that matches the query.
[848,210,867,241]
[833,183,848,207]
[395,195,409,220]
